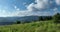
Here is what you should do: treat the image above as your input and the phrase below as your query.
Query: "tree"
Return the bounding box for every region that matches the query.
[45,16,52,20]
[39,16,52,21]
[39,16,43,21]
[16,20,21,24]
[53,13,60,23]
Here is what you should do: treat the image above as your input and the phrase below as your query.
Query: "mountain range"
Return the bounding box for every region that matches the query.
[0,16,52,25]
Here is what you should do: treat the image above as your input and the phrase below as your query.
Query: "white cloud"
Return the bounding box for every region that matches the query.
[53,8,59,14]
[35,0,49,9]
[55,0,60,5]
[27,0,54,11]
[0,0,60,17]
[14,5,17,9]
[14,5,20,11]
[0,9,51,17]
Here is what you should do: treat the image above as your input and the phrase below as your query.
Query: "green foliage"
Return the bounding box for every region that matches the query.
[39,16,52,21]
[53,13,60,23]
[39,16,43,21]
[16,20,21,24]
[0,20,60,32]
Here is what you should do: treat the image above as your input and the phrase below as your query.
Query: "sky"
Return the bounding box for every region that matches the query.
[0,0,60,17]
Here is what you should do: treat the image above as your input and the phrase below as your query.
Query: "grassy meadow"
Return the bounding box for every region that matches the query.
[0,20,60,32]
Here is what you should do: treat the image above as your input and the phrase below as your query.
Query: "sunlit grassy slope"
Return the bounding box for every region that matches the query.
[0,20,60,32]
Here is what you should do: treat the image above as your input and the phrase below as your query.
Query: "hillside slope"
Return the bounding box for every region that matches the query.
[0,20,60,32]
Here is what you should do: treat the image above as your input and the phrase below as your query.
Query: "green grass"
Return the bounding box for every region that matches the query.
[0,20,60,32]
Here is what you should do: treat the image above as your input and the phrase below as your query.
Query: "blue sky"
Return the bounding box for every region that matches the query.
[0,0,60,17]
[0,0,34,10]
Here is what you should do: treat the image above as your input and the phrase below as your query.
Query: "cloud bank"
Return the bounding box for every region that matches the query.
[0,0,60,17]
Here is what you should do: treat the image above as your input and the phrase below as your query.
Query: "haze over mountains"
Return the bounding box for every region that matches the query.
[0,16,39,25]
[0,16,39,22]
[0,15,53,25]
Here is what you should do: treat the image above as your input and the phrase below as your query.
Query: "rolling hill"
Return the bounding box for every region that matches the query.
[0,20,60,32]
